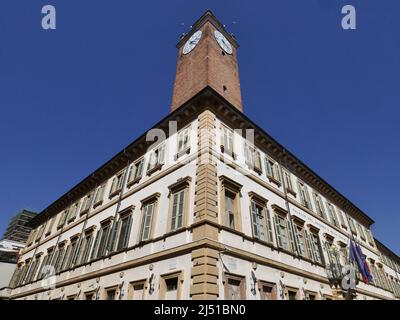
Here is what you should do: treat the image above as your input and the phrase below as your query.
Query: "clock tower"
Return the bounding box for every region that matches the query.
[171,10,243,112]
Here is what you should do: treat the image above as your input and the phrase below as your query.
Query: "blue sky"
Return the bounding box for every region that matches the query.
[0,1,399,255]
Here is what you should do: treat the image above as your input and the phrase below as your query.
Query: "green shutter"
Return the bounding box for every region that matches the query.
[90,231,100,261]
[304,230,315,261]
[265,209,274,244]
[287,220,298,254]
[107,220,120,253]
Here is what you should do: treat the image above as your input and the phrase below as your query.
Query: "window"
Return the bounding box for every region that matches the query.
[337,210,348,229]
[45,217,56,237]
[272,206,297,253]
[297,181,312,210]
[366,229,374,245]
[37,249,53,280]
[66,202,80,223]
[147,144,165,174]
[128,281,146,300]
[25,255,42,283]
[127,158,144,186]
[177,127,190,156]
[139,194,160,242]
[224,274,245,300]
[274,214,289,251]
[305,230,325,265]
[220,176,242,232]
[96,223,111,258]
[306,291,317,300]
[35,225,45,243]
[312,193,326,218]
[105,288,117,300]
[141,202,155,241]
[80,192,93,215]
[109,170,125,197]
[220,125,235,157]
[77,230,94,265]
[116,211,133,251]
[85,292,94,300]
[244,142,262,173]
[286,288,298,300]
[165,278,178,300]
[265,158,281,185]
[324,240,342,279]
[63,237,79,269]
[56,211,68,229]
[259,281,276,300]
[283,170,295,195]
[249,194,273,243]
[160,272,182,300]
[93,184,105,207]
[167,177,191,232]
[53,243,66,274]
[348,218,357,235]
[170,190,185,231]
[326,203,339,227]
[27,229,37,246]
[293,222,307,258]
[356,222,366,240]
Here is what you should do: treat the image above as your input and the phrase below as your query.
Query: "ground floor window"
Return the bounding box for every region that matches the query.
[224,273,245,300]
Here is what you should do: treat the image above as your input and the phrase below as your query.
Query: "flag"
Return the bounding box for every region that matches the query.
[355,242,373,284]
[349,240,373,284]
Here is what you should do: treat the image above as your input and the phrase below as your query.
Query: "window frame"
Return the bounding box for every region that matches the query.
[219,176,243,232]
[167,177,191,233]
[223,273,246,300]
[139,193,161,242]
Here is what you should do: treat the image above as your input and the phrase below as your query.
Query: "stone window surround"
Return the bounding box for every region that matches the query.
[167,177,192,233]
[223,272,246,300]
[159,270,184,300]
[219,175,243,232]
[127,279,148,300]
[138,192,161,243]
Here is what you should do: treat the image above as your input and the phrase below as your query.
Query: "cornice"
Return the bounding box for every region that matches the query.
[30,85,375,234]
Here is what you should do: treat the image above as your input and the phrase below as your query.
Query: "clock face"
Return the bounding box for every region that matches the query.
[182,30,202,55]
[214,30,233,54]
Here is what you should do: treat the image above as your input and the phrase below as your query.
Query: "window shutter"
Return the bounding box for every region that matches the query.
[61,245,72,271]
[254,150,262,171]
[297,181,305,205]
[108,220,120,253]
[158,145,165,165]
[274,163,282,182]
[250,202,259,239]
[127,165,135,183]
[288,220,298,254]
[171,193,178,231]
[304,230,315,261]
[266,160,273,177]
[120,215,133,250]
[110,177,117,195]
[316,237,326,265]
[273,215,283,248]
[90,231,101,261]
[177,190,185,229]
[265,209,274,244]
[72,239,85,267]
[141,203,154,241]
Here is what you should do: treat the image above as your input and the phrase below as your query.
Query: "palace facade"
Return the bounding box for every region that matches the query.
[5,11,399,300]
